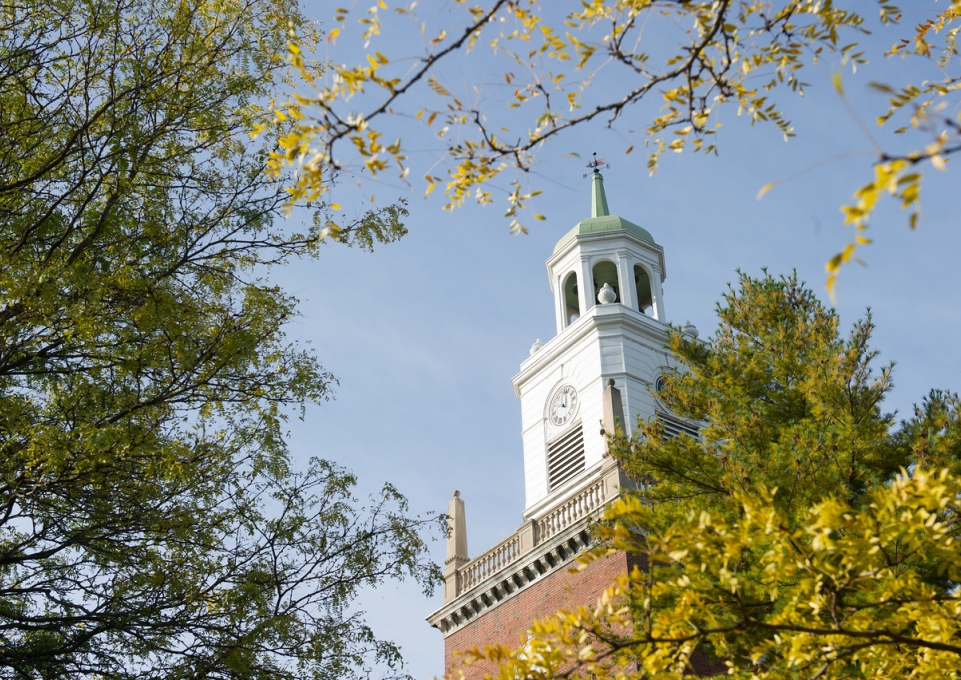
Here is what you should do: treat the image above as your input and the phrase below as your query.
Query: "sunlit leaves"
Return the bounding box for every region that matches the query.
[265,1,961,288]
[267,0,880,236]
[465,469,961,679]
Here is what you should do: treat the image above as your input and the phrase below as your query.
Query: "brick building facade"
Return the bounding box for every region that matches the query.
[442,550,648,679]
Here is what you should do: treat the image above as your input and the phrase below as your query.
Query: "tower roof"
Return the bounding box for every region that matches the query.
[552,170,655,255]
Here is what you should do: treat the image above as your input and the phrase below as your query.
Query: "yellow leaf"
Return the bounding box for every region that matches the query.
[330,203,342,210]
[625,145,633,155]
[832,71,844,95]
[757,182,776,199]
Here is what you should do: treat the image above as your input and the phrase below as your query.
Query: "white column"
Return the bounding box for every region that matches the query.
[651,276,666,321]
[616,254,634,309]
[554,274,566,333]
[579,256,593,315]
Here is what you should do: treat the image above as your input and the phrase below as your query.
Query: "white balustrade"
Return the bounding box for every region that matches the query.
[534,479,606,542]
[453,477,611,596]
[458,533,521,593]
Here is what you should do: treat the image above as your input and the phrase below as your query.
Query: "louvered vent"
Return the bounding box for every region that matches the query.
[657,412,700,440]
[547,424,585,491]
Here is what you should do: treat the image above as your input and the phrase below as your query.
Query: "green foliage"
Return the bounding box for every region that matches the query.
[268,1,961,292]
[0,0,437,676]
[625,271,905,533]
[459,273,961,678]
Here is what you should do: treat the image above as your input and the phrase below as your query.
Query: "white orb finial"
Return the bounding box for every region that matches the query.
[597,283,617,305]
[682,321,699,338]
[529,338,544,356]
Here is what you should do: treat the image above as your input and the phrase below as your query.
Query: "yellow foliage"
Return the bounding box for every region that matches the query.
[457,468,961,679]
[257,0,961,287]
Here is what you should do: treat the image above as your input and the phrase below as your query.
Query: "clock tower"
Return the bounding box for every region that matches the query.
[427,165,691,678]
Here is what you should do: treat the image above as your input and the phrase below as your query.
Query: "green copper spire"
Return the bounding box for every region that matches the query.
[551,154,656,255]
[591,170,610,217]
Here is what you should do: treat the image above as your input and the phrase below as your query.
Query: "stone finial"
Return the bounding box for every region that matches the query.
[597,283,617,305]
[530,338,544,356]
[601,379,626,455]
[445,490,468,566]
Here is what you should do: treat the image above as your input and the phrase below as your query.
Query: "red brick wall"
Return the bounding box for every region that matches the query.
[444,551,634,679]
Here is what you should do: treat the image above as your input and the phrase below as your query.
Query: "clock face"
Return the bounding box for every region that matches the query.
[549,385,579,427]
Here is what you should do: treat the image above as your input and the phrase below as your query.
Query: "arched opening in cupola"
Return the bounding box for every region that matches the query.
[634,264,654,315]
[562,272,580,326]
[591,260,620,305]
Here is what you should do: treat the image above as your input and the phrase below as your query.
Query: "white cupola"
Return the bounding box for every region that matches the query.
[548,169,666,332]
[511,166,675,517]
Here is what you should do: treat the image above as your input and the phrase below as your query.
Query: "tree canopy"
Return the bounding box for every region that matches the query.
[266,0,960,293]
[0,0,437,676]
[456,272,961,678]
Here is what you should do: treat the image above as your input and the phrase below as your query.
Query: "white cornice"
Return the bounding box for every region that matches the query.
[546,230,667,283]
[513,304,673,397]
[425,519,595,638]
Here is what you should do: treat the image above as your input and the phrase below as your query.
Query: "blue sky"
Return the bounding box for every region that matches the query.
[271,4,960,677]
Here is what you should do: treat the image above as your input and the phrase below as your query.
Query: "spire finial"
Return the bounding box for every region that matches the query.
[583,152,611,217]
[583,152,610,177]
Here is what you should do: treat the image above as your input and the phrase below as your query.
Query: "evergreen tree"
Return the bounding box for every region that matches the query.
[621,270,907,532]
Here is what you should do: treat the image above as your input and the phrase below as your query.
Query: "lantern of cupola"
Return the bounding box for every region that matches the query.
[547,167,666,333]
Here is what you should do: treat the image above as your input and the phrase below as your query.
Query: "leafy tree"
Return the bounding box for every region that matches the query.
[0,0,438,677]
[267,0,960,292]
[457,273,961,678]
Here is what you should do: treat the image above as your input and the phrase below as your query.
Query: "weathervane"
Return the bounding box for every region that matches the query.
[582,152,610,178]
